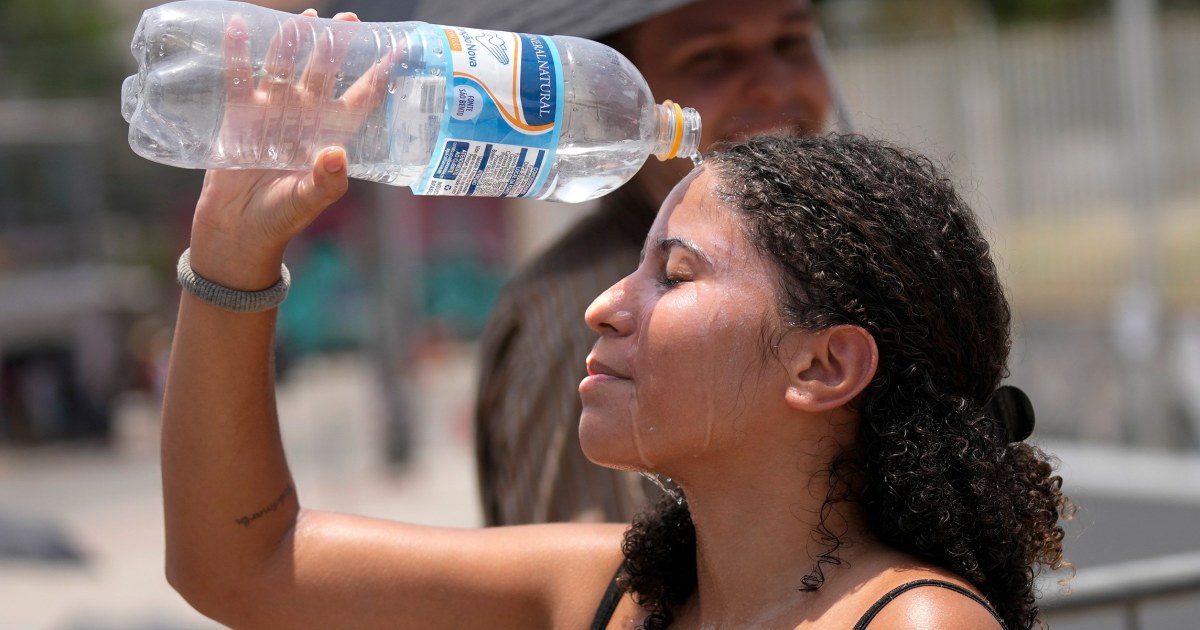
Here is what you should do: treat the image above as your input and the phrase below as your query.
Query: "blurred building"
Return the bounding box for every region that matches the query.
[0,2,170,444]
[819,0,1200,450]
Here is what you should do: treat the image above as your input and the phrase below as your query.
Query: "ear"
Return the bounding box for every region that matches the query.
[783,325,879,413]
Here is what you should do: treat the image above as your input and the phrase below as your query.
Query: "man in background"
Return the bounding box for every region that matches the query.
[414,0,842,525]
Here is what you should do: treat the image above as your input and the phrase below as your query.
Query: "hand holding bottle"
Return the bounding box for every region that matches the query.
[188,9,369,290]
[214,9,394,167]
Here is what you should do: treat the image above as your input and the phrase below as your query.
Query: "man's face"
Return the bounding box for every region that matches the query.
[619,0,834,200]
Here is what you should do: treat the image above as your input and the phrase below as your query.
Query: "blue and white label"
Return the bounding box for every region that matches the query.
[415,27,563,198]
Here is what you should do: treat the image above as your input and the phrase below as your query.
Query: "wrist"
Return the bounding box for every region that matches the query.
[177,248,291,313]
[185,239,287,292]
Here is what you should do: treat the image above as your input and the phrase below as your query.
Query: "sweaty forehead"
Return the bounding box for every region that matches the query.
[653,168,742,249]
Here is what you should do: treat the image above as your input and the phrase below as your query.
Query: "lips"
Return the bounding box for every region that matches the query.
[586,357,629,380]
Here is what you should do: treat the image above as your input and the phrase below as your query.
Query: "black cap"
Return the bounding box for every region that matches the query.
[411,0,701,39]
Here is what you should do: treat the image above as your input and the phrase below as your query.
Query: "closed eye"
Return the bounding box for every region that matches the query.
[658,271,687,288]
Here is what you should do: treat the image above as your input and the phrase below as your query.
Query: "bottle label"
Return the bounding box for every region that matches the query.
[415,27,563,198]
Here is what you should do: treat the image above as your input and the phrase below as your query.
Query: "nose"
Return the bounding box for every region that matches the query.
[585,279,636,337]
[740,50,832,130]
[741,53,793,111]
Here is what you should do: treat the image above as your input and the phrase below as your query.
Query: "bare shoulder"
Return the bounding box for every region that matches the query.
[483,521,631,627]
[861,581,1004,630]
[819,547,1004,630]
[853,561,1004,630]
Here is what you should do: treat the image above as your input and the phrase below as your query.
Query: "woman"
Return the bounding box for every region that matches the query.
[163,131,1068,629]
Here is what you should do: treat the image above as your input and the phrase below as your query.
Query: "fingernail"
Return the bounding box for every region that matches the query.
[323,149,345,173]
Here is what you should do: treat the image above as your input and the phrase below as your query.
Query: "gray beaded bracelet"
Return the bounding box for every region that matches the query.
[176,248,291,313]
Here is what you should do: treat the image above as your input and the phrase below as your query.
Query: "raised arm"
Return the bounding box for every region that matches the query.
[159,11,625,629]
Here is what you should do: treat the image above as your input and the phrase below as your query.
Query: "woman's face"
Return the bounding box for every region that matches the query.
[579,168,791,474]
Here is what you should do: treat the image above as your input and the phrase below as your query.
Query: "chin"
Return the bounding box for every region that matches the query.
[578,410,649,472]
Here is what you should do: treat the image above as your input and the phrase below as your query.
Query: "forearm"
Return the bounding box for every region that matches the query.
[160,248,297,607]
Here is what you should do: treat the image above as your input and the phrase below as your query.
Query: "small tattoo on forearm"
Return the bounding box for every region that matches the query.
[235,483,295,528]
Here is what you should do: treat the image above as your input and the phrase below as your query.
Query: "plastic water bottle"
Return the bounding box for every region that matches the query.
[120,0,701,203]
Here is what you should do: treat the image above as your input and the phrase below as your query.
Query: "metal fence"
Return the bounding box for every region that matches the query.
[1040,551,1200,629]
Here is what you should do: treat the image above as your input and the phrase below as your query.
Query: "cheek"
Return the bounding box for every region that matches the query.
[636,292,762,454]
[794,64,834,118]
[688,89,738,145]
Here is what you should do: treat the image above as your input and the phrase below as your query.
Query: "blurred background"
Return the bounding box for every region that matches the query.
[0,0,1197,627]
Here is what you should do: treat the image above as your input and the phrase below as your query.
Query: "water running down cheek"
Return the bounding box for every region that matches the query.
[629,392,652,469]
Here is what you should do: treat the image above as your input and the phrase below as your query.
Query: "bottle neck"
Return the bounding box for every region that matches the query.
[653,101,702,162]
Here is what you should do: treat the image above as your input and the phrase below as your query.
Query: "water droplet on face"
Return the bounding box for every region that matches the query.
[399,62,409,70]
[387,83,397,94]
[232,77,242,85]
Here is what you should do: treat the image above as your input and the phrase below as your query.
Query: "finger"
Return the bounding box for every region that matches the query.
[341,49,398,113]
[333,11,360,22]
[222,16,254,103]
[259,16,308,98]
[299,18,358,99]
[301,8,318,17]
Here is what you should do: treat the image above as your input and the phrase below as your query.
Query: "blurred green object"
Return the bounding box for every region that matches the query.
[422,254,504,339]
[0,0,124,98]
[277,240,371,357]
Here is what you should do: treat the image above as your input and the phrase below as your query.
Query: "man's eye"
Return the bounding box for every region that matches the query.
[683,48,734,73]
[777,33,815,58]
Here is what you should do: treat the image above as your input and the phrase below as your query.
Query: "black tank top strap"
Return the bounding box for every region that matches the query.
[589,563,626,630]
[852,578,1006,630]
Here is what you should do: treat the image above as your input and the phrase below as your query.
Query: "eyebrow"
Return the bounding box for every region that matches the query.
[651,236,714,266]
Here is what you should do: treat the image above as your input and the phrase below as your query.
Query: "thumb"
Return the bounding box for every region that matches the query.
[293,147,349,214]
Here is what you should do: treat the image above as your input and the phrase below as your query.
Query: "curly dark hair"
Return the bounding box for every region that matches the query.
[618,134,1070,630]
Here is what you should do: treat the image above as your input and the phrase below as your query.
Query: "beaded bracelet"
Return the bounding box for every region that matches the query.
[176,248,290,313]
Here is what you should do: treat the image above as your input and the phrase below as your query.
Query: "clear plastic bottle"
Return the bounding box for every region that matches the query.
[120,0,701,203]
